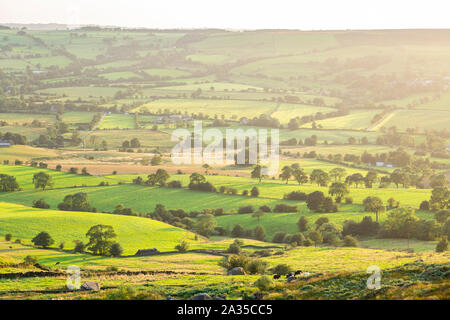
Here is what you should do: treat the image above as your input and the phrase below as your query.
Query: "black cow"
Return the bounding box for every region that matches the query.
[294,270,302,276]
[273,274,281,279]
[286,272,294,278]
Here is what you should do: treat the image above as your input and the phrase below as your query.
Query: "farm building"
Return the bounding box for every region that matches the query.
[0,140,11,148]
[135,248,160,256]
[376,161,394,168]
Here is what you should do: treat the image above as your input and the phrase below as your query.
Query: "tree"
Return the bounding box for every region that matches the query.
[251,165,266,183]
[390,169,409,188]
[436,236,448,252]
[297,216,308,232]
[110,242,123,257]
[308,230,323,247]
[345,173,364,188]
[86,225,117,256]
[329,168,346,182]
[430,174,448,188]
[364,171,378,188]
[32,231,54,248]
[328,182,349,202]
[310,169,329,186]
[363,196,385,222]
[195,214,217,237]
[254,225,266,241]
[279,165,292,184]
[252,210,265,224]
[381,208,418,243]
[0,174,20,192]
[130,138,141,148]
[58,192,92,212]
[189,172,206,184]
[430,187,449,210]
[292,166,308,185]
[32,172,53,190]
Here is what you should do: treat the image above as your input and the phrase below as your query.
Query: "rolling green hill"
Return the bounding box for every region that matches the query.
[0,202,197,254]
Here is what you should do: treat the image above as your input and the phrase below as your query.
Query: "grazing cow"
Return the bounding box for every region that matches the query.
[55,262,60,265]
[9,246,12,249]
[294,270,302,276]
[286,272,294,278]
[273,274,281,279]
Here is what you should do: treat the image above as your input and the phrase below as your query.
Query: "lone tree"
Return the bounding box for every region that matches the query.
[0,174,20,192]
[329,167,346,182]
[86,225,117,256]
[32,231,54,248]
[251,164,267,183]
[33,172,53,190]
[328,182,349,202]
[363,196,385,222]
[310,169,329,187]
[279,166,292,184]
[292,166,308,185]
[252,210,265,224]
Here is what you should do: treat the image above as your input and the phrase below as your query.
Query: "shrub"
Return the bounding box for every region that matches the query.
[14,239,21,244]
[345,197,353,204]
[303,238,314,246]
[420,200,430,211]
[227,242,241,254]
[250,187,259,197]
[23,255,37,266]
[291,233,305,246]
[297,216,308,232]
[271,263,292,275]
[110,243,124,257]
[231,224,246,237]
[435,210,450,223]
[254,276,274,291]
[259,205,271,213]
[167,180,182,188]
[73,240,85,253]
[273,204,297,213]
[247,259,267,275]
[436,236,448,252]
[238,206,254,214]
[254,225,266,241]
[272,232,287,243]
[59,242,64,250]
[343,235,359,247]
[5,234,12,241]
[283,191,307,201]
[219,255,250,271]
[33,199,50,209]
[242,190,249,196]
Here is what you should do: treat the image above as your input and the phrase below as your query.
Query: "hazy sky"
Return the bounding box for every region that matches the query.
[1,0,449,30]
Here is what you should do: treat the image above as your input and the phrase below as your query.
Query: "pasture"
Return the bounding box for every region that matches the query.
[0,202,197,254]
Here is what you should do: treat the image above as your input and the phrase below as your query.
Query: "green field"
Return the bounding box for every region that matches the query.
[271,104,335,124]
[0,165,110,190]
[0,202,197,254]
[98,114,136,129]
[136,99,277,119]
[0,146,60,162]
